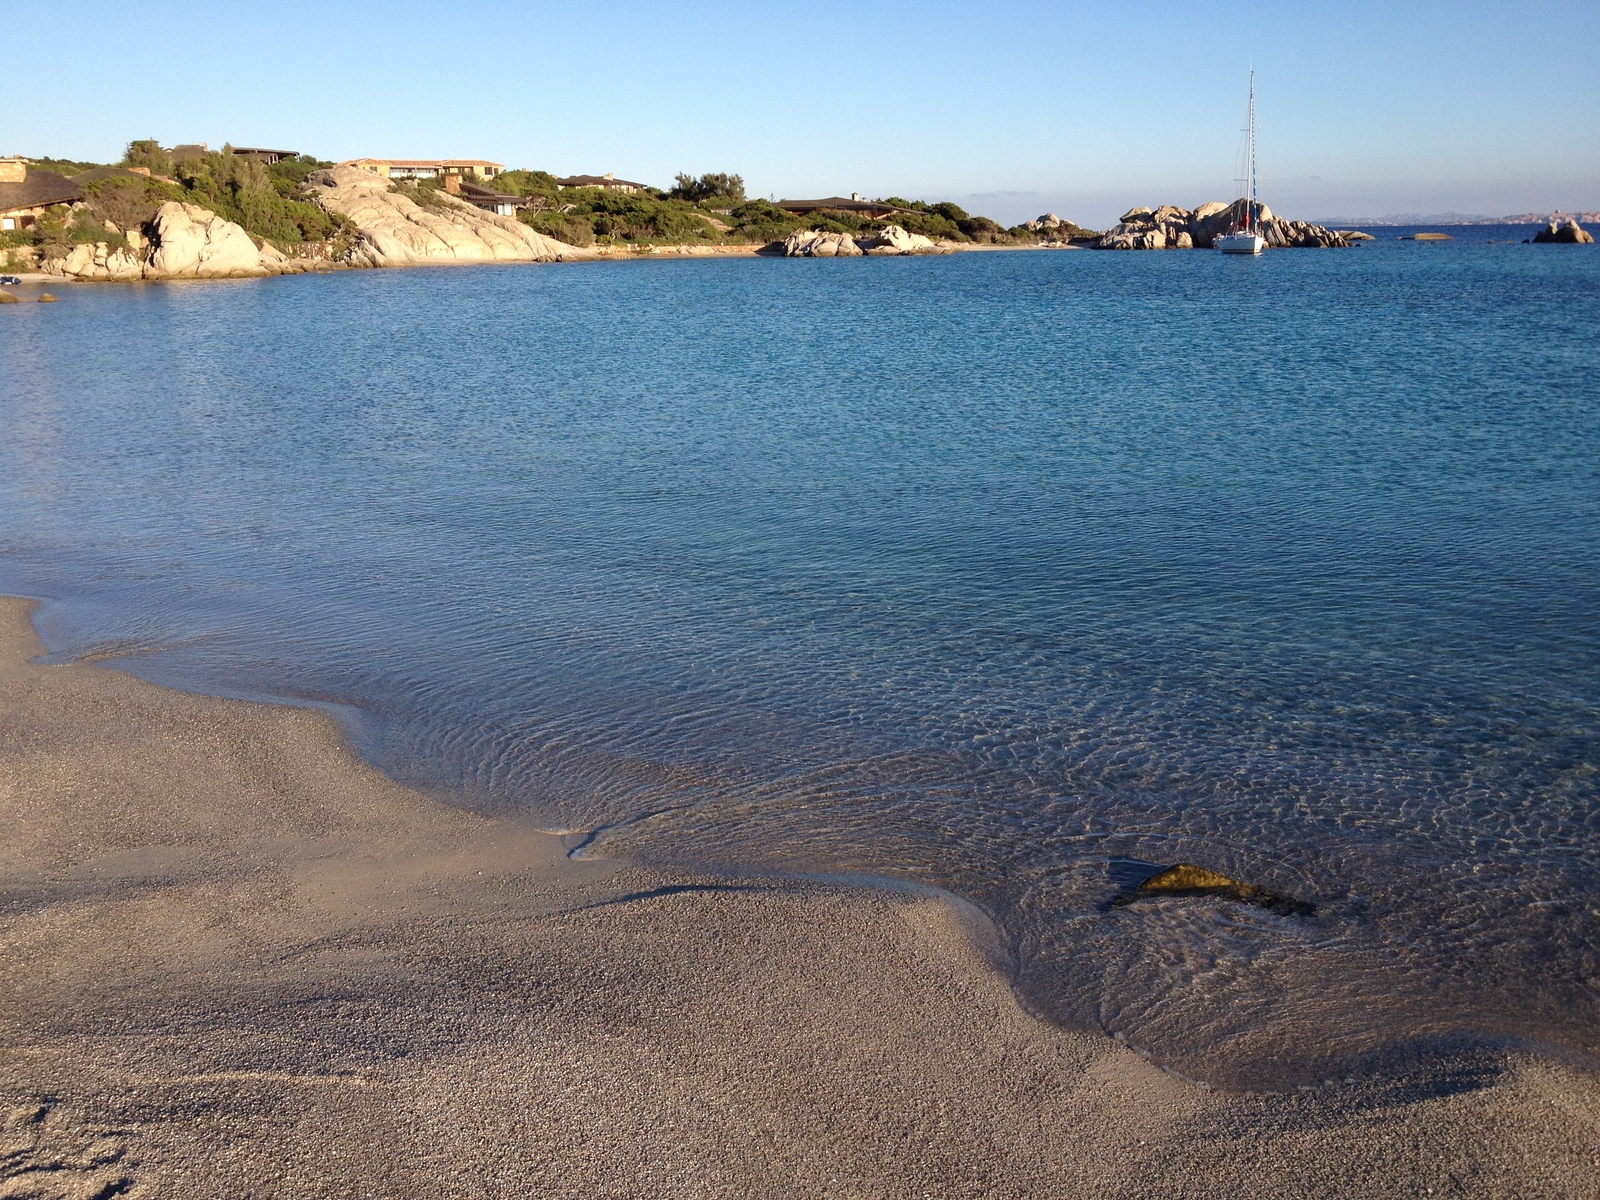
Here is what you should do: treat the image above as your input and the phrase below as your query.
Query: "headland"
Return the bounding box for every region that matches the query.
[3,140,1495,286]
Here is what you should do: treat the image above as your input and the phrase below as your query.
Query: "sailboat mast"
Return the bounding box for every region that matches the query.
[1247,71,1257,232]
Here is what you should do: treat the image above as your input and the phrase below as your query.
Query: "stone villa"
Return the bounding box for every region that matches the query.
[344,159,504,182]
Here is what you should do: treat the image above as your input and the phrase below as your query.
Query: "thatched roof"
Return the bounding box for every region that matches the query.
[0,169,82,213]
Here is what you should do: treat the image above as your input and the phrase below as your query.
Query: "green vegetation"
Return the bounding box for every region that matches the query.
[389,176,454,211]
[152,145,344,244]
[22,156,105,176]
[489,171,727,247]
[482,166,1038,249]
[65,141,349,248]
[10,141,1091,259]
[668,172,745,205]
[78,175,186,232]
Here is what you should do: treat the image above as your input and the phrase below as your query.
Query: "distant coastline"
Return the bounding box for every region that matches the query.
[1314,210,1600,226]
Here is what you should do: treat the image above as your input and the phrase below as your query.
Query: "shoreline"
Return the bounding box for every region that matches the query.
[4,238,1081,288]
[3,593,1597,1197]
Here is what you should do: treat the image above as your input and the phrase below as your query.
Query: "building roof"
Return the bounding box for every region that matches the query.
[348,158,504,170]
[0,169,82,212]
[777,197,899,216]
[458,181,523,202]
[232,147,299,158]
[170,144,209,159]
[556,173,650,189]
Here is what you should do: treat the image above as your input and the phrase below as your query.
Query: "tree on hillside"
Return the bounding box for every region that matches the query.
[669,172,746,204]
[122,139,173,176]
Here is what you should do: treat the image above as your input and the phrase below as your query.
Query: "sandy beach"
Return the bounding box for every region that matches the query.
[1,594,1596,1199]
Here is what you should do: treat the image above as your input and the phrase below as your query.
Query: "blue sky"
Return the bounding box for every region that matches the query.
[12,0,1597,226]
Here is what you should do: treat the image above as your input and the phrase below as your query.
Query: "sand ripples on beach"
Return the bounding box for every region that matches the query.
[3,238,1597,1088]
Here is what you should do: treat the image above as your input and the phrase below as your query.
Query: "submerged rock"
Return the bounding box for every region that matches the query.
[1115,862,1314,916]
[37,293,56,302]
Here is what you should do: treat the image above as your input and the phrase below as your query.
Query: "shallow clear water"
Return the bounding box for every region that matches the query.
[3,232,1597,1089]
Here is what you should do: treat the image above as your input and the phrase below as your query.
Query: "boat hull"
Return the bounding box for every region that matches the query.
[1217,232,1265,255]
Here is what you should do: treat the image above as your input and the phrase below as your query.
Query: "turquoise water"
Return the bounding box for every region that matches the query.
[3,235,1597,1089]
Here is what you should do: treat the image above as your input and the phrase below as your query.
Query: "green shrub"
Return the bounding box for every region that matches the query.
[29,157,108,176]
[165,150,340,242]
[886,209,964,241]
[121,139,173,177]
[31,208,72,260]
[957,215,1007,243]
[669,172,746,204]
[68,208,125,249]
[518,188,721,245]
[390,178,452,210]
[721,199,806,243]
[493,170,561,202]
[81,175,186,231]
[526,213,595,247]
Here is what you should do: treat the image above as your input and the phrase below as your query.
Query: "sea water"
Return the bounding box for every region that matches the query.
[3,232,1596,1089]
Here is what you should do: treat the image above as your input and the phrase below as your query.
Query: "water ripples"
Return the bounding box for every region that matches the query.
[2,238,1597,1088]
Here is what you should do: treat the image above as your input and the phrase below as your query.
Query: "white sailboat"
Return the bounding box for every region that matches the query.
[1217,72,1266,255]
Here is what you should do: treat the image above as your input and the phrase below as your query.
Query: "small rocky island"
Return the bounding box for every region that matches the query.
[1532,216,1594,244]
[1095,200,1352,249]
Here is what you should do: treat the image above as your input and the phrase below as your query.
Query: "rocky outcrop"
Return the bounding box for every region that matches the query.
[307,166,581,266]
[857,224,938,255]
[50,241,146,280]
[1021,213,1095,242]
[1533,217,1594,244]
[147,203,272,277]
[1096,200,1349,250]
[44,203,282,281]
[783,229,864,257]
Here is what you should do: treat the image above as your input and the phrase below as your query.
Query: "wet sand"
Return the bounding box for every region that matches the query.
[1,594,1595,1198]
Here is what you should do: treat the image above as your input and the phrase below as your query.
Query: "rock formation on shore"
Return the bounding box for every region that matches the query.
[783,224,939,258]
[33,168,587,282]
[1532,216,1594,244]
[1023,213,1095,241]
[306,166,582,266]
[784,229,863,257]
[43,202,285,281]
[1095,200,1350,250]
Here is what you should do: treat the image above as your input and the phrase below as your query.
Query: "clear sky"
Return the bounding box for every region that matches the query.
[12,0,1598,226]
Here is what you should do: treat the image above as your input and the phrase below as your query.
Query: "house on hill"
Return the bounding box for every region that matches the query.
[233,147,300,165]
[0,159,82,231]
[555,173,649,194]
[345,158,504,182]
[446,176,529,217]
[777,194,899,219]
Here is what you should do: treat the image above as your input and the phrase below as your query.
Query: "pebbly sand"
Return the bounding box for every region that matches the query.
[1,595,1596,1199]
